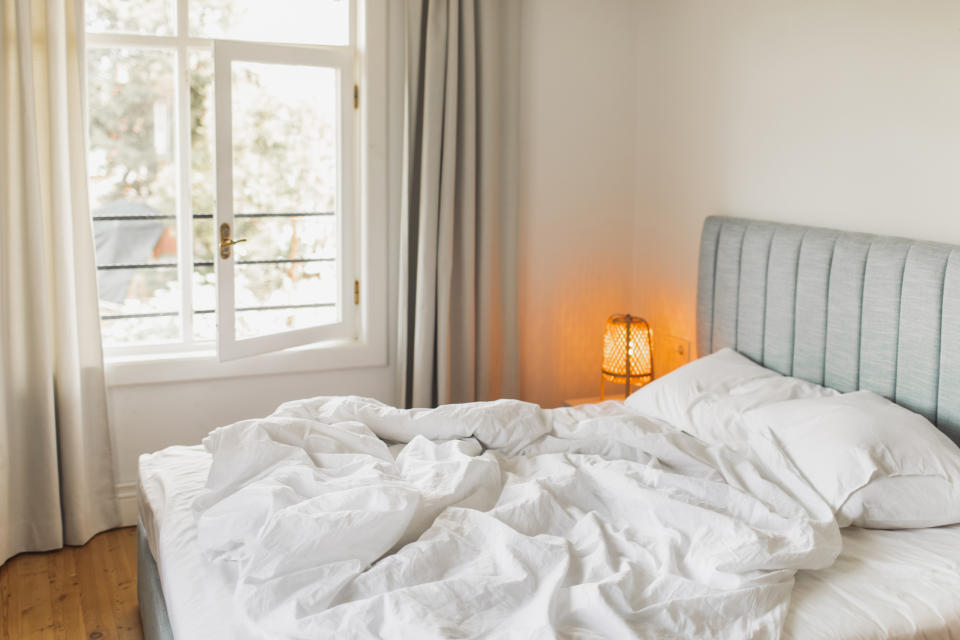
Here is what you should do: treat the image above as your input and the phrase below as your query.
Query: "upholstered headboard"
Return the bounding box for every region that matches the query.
[697,215,960,442]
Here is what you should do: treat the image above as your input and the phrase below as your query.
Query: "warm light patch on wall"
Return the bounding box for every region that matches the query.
[656,334,691,377]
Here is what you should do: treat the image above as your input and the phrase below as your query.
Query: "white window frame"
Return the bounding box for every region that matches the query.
[87,0,389,385]
[214,40,356,361]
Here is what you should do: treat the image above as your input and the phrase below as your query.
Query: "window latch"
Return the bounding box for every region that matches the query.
[219,222,247,259]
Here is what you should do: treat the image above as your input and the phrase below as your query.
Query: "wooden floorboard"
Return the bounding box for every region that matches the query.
[0,528,143,640]
[20,553,53,639]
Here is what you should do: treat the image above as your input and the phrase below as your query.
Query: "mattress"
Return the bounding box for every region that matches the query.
[787,528,960,639]
[139,445,960,640]
[139,445,257,640]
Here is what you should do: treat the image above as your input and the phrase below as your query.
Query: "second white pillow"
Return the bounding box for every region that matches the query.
[743,390,960,529]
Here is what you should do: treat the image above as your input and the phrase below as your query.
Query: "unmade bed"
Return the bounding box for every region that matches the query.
[137,216,960,639]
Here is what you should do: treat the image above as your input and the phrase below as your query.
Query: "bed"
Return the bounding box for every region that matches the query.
[138,215,960,639]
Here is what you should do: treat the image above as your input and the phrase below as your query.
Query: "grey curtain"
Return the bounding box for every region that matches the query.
[1,0,120,565]
[398,0,518,408]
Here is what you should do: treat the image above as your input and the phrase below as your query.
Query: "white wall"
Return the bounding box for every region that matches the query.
[633,0,960,359]
[516,0,641,408]
[108,364,396,480]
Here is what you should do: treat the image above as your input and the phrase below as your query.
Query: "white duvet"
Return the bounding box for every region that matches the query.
[193,397,841,639]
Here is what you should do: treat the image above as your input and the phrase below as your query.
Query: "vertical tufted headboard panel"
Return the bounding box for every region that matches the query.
[697,216,960,442]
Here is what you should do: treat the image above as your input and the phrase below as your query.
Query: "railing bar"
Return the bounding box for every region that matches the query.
[97,263,178,270]
[232,258,336,265]
[100,311,179,320]
[101,302,335,321]
[234,212,335,218]
[234,303,336,313]
[93,215,176,221]
[93,212,335,222]
[98,258,335,270]
[195,258,335,267]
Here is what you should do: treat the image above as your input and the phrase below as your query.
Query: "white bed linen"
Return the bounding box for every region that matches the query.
[137,402,632,640]
[139,401,960,640]
[786,527,960,639]
[192,396,842,638]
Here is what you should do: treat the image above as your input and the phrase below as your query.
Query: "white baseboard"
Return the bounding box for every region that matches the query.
[116,482,138,527]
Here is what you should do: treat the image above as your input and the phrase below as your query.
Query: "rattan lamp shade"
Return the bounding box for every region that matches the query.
[601,315,653,394]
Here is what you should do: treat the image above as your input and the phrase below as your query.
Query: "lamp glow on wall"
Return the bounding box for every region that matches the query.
[601,314,653,399]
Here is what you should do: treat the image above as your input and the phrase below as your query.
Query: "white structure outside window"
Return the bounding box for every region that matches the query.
[85,0,388,379]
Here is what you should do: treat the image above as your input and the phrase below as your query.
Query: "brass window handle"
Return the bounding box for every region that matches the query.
[219,222,246,259]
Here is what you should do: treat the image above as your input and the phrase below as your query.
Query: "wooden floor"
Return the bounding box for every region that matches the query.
[0,527,143,640]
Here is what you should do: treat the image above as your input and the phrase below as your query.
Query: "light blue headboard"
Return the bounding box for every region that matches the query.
[697,215,960,442]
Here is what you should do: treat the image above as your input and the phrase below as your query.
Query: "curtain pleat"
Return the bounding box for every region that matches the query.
[1,0,120,565]
[398,0,517,408]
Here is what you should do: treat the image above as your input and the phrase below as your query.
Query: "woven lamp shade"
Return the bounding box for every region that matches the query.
[601,314,653,387]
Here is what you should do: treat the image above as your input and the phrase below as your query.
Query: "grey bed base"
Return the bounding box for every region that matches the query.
[138,215,960,636]
[138,520,174,640]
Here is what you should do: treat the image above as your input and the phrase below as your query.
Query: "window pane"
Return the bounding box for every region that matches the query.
[193,265,217,342]
[237,307,337,341]
[95,260,179,315]
[101,316,181,345]
[190,0,349,45]
[229,61,340,340]
[190,50,217,341]
[86,0,173,36]
[233,215,336,261]
[88,48,177,215]
[234,261,338,340]
[88,47,181,345]
[235,261,337,306]
[192,216,215,343]
[96,262,180,346]
[190,50,216,219]
[232,62,338,214]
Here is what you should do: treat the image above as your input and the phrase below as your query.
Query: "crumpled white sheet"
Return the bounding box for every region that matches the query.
[193,396,841,639]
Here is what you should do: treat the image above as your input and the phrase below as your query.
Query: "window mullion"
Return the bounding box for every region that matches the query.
[178,0,189,36]
[175,0,194,343]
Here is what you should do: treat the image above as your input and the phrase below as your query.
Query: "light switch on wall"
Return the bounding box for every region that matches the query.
[656,335,690,377]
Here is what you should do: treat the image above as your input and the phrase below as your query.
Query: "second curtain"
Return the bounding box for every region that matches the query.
[398,0,518,408]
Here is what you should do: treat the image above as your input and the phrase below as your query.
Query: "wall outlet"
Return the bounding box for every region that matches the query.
[656,335,690,377]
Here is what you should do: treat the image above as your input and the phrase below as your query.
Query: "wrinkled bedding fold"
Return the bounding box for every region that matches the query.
[193,396,841,639]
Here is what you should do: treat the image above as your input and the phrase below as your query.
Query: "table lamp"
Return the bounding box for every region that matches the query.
[601,314,653,399]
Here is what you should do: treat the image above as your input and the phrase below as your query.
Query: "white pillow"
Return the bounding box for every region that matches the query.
[743,390,960,529]
[624,348,836,442]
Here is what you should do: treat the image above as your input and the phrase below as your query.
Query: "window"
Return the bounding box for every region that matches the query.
[85,0,366,363]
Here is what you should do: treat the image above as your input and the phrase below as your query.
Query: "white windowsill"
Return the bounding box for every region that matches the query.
[104,338,387,387]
